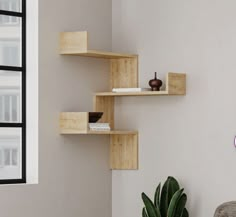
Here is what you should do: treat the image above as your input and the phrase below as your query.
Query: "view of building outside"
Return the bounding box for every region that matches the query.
[0,0,22,179]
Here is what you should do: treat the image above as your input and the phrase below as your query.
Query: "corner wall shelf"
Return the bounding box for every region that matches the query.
[60,112,137,135]
[95,72,186,96]
[60,31,137,59]
[59,31,186,170]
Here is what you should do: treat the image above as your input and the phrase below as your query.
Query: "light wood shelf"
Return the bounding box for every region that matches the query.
[60,112,137,135]
[59,31,187,170]
[61,129,138,135]
[60,112,138,170]
[95,72,186,96]
[60,31,137,59]
[95,91,168,96]
[61,49,137,59]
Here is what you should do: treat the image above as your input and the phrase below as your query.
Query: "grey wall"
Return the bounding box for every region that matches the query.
[112,1,236,217]
[0,1,112,217]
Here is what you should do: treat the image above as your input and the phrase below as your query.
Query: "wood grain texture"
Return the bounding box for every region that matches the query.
[110,133,138,170]
[93,96,114,129]
[60,112,88,134]
[110,57,138,90]
[60,31,88,54]
[166,73,186,95]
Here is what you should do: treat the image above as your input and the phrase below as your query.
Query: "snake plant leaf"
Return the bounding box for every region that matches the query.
[181,208,189,217]
[167,176,180,204]
[142,207,148,217]
[154,183,161,208]
[160,177,170,217]
[167,188,184,217]
[174,193,187,217]
[142,192,161,217]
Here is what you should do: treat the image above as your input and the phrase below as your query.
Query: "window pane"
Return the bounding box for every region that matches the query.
[0,15,21,66]
[0,128,22,179]
[0,71,21,123]
[0,0,21,12]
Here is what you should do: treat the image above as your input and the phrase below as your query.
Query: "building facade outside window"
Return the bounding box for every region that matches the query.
[0,0,20,25]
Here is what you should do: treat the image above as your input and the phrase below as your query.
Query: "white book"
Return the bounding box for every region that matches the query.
[89,123,110,131]
[89,123,110,127]
[89,123,110,125]
[89,127,111,131]
[89,127,110,129]
[89,126,110,129]
[112,88,150,92]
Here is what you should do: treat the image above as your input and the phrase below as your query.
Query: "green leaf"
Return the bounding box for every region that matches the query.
[160,177,170,217]
[167,188,184,217]
[142,208,148,217]
[154,183,161,208]
[142,193,161,217]
[181,208,189,217]
[175,193,187,217]
[167,177,180,204]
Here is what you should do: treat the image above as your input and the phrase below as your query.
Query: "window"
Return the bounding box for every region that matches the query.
[0,0,25,184]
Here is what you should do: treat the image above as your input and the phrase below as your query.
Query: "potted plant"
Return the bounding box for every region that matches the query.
[141,176,189,217]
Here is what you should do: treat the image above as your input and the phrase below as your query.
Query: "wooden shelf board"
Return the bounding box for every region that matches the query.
[95,91,174,96]
[60,50,138,59]
[60,130,138,135]
[88,130,137,135]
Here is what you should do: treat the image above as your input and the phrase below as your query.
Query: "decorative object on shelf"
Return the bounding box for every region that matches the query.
[141,176,189,217]
[89,112,103,123]
[149,72,163,91]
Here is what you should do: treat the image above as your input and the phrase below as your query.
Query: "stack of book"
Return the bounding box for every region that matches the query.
[112,88,150,92]
[89,123,110,131]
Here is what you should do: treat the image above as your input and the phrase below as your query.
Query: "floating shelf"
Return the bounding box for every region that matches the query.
[95,91,169,96]
[59,31,187,170]
[60,112,137,135]
[60,31,137,59]
[60,49,137,59]
[95,73,186,96]
[60,112,138,169]
[61,130,138,135]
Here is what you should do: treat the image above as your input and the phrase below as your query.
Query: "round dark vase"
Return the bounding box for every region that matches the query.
[149,72,162,91]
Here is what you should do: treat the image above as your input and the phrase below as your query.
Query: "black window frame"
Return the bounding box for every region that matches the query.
[0,0,26,184]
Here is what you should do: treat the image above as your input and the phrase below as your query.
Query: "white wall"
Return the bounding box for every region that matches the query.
[0,1,112,217]
[112,1,236,217]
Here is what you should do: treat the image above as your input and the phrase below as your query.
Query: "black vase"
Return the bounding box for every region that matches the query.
[149,72,162,91]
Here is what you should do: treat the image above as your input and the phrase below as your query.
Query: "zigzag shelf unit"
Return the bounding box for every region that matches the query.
[59,31,186,170]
